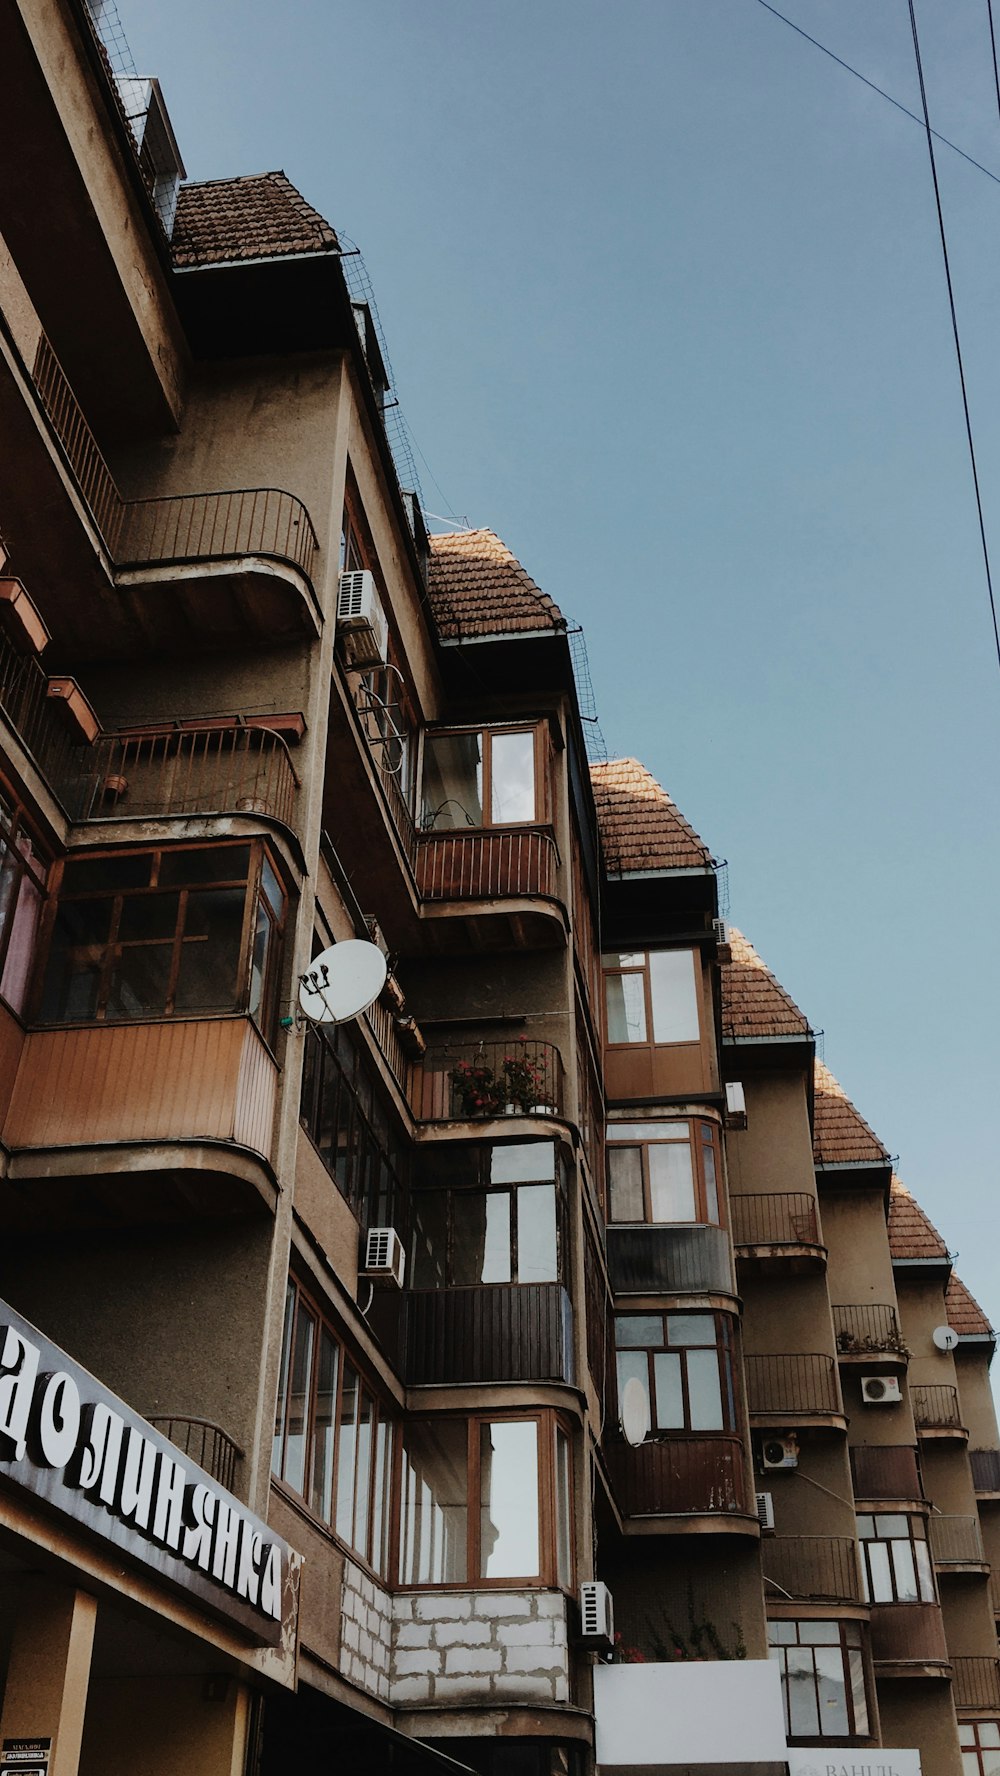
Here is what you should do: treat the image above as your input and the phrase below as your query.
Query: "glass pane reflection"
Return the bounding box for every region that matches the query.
[480,1420,539,1577]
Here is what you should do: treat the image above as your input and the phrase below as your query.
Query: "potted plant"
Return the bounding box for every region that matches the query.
[449,1058,506,1118]
[502,1041,549,1114]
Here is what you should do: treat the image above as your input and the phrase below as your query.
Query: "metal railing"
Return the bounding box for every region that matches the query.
[606,1434,750,1518]
[952,1657,1000,1711]
[148,1415,243,1492]
[33,333,121,543]
[928,1515,985,1567]
[745,1352,842,1417]
[363,993,411,1096]
[0,624,91,804]
[415,825,559,902]
[911,1384,964,1431]
[972,1449,1000,1494]
[71,725,301,827]
[731,1192,821,1248]
[833,1302,906,1356]
[349,678,417,866]
[402,1283,574,1388]
[762,1535,862,1602]
[850,1445,922,1500]
[411,1039,565,1121]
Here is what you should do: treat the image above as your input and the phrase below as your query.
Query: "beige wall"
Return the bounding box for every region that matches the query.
[822,1191,896,1304]
[725,1073,815,1199]
[81,1676,249,1776]
[875,1681,961,1776]
[956,1348,1000,1450]
[740,1274,836,1358]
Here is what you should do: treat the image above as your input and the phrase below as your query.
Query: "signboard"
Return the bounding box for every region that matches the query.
[2,1738,50,1775]
[0,1301,294,1645]
[594,1660,788,1765]
[787,1755,922,1776]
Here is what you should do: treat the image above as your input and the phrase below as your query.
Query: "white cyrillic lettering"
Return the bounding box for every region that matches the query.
[259,1542,283,1621]
[35,1371,81,1468]
[75,1402,125,1504]
[119,1427,156,1530]
[182,1483,217,1570]
[0,1325,40,1461]
[211,1498,241,1588]
[152,1452,186,1550]
[236,1520,262,1606]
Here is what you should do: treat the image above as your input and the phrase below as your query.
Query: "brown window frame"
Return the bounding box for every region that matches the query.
[606,1118,722,1226]
[614,1310,737,1435]
[767,1617,870,1742]
[0,780,51,1017]
[959,1721,1000,1776]
[409,1140,566,1289]
[856,1511,936,1604]
[602,947,703,1050]
[421,722,549,831]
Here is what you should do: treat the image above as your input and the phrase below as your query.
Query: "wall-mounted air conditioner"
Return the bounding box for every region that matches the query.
[337,571,389,668]
[714,918,733,962]
[725,1081,748,1129]
[363,1227,405,1289]
[579,1581,615,1650]
[760,1434,798,1471]
[755,1491,775,1532]
[861,1375,901,1405]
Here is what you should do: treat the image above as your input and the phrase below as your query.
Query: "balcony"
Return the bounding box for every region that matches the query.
[971,1449,1000,1498]
[869,1602,950,1673]
[414,826,566,951]
[832,1303,907,1364]
[408,1039,565,1123]
[745,1353,845,1427]
[927,1514,988,1574]
[762,1534,862,1603]
[402,1283,574,1387]
[0,621,90,811]
[605,1225,734,1296]
[731,1192,825,1274]
[605,1434,752,1523]
[147,1415,243,1493]
[850,1445,923,1501]
[911,1385,967,1442]
[952,1657,1000,1712]
[66,722,301,831]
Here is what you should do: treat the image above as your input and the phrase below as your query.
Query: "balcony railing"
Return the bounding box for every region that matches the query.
[952,1657,1000,1711]
[147,1415,243,1492]
[745,1352,843,1418]
[415,826,559,902]
[70,725,300,827]
[410,1040,565,1121]
[606,1225,733,1296]
[33,332,121,543]
[850,1445,922,1500]
[911,1385,964,1433]
[605,1434,750,1519]
[348,677,418,867]
[927,1515,986,1567]
[762,1535,862,1602]
[869,1603,949,1666]
[0,623,90,804]
[402,1284,573,1387]
[832,1303,906,1357]
[731,1192,821,1249]
[971,1449,1000,1495]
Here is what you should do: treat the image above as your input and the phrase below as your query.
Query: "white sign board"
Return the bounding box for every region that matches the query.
[594,1659,787,1766]
[788,1754,921,1776]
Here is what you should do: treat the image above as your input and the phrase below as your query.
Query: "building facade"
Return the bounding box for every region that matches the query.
[0,5,996,1774]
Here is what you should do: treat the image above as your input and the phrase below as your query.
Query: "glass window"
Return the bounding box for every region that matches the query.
[422,727,540,830]
[399,1420,469,1586]
[615,1313,734,1433]
[603,950,702,1047]
[517,1184,558,1282]
[961,1723,1000,1776]
[607,1120,722,1226]
[768,1619,869,1740]
[490,730,535,824]
[555,1426,573,1589]
[857,1513,935,1603]
[605,969,646,1044]
[409,1142,562,1288]
[649,949,700,1042]
[480,1420,539,1577]
[300,1019,409,1226]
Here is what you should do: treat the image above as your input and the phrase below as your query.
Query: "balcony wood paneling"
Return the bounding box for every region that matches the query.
[952,1657,1000,1711]
[850,1445,923,1501]
[403,1284,574,1387]
[869,1603,949,1666]
[606,1434,750,1519]
[762,1535,862,1602]
[3,1016,276,1160]
[745,1352,843,1420]
[606,1225,734,1296]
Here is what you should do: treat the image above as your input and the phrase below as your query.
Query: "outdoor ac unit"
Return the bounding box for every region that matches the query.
[713,917,733,961]
[760,1434,799,1471]
[756,1491,776,1532]
[363,1227,405,1289]
[861,1374,901,1405]
[579,1581,614,1650]
[337,570,389,668]
[725,1081,748,1129]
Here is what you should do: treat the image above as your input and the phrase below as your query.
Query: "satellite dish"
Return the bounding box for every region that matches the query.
[298,941,387,1026]
[932,1325,959,1353]
[620,1377,651,1448]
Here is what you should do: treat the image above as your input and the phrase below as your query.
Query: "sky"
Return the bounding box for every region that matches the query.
[119,1,999,1330]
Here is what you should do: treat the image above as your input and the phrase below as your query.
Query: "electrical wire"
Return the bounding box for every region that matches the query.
[907,0,1000,675]
[754,0,1000,188]
[988,0,1000,130]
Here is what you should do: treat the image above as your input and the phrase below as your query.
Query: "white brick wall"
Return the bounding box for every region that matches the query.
[338,1560,392,1702]
[387,1589,569,1708]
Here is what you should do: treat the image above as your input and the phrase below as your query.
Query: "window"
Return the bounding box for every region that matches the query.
[615,1312,736,1433]
[422,726,543,830]
[607,1120,720,1224]
[0,788,49,1015]
[603,949,701,1047]
[299,1019,409,1227]
[37,842,286,1034]
[961,1722,1000,1776]
[857,1513,935,1603]
[272,1279,394,1576]
[398,1412,574,1589]
[409,1142,563,1288]
[767,1619,869,1740]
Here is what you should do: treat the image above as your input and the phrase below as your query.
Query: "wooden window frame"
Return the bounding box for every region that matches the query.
[607,1118,722,1226]
[959,1721,1000,1776]
[856,1511,936,1604]
[409,1142,565,1288]
[602,947,702,1050]
[767,1618,870,1742]
[421,722,548,830]
[614,1310,737,1435]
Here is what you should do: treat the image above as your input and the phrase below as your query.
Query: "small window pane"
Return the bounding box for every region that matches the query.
[62,853,152,893]
[814,1647,849,1734]
[867,1542,893,1603]
[667,1314,715,1346]
[856,1514,875,1538]
[875,1514,908,1536]
[785,1647,820,1736]
[799,1620,841,1643]
[106,942,172,1021]
[353,1390,374,1555]
[0,869,43,1016]
[891,1538,918,1602]
[423,732,483,829]
[310,1329,339,1524]
[249,900,272,1019]
[979,1726,1000,1750]
[272,1284,295,1476]
[617,1349,649,1413]
[371,1416,392,1576]
[606,972,646,1044]
[701,1131,719,1222]
[648,1140,696,1221]
[400,1421,468,1585]
[653,1351,684,1429]
[452,1192,511,1285]
[261,856,283,913]
[517,1184,557,1282]
[411,1192,449,1289]
[491,1141,554,1183]
[611,1122,688,1141]
[649,949,700,1043]
[767,1621,796,1644]
[480,1420,539,1578]
[284,1301,315,1495]
[490,730,536,824]
[555,1428,572,1588]
[686,1349,724,1430]
[848,1648,869,1735]
[963,1756,982,1776]
[608,1147,644,1222]
[335,1362,359,1543]
[174,887,246,1013]
[118,892,179,941]
[616,1315,663,1348]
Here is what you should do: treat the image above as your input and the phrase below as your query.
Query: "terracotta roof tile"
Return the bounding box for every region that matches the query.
[590,759,714,874]
[946,1272,995,1339]
[813,1059,891,1169]
[720,928,812,1041]
[888,1176,949,1262]
[171,172,339,268]
[426,530,564,640]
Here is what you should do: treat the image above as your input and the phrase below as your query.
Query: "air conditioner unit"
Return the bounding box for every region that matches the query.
[725,1081,748,1129]
[363,1227,406,1289]
[861,1374,901,1405]
[714,918,733,962]
[760,1434,799,1471]
[337,571,389,668]
[579,1581,614,1650]
[756,1491,775,1532]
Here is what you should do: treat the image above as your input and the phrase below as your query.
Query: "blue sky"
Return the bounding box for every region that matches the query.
[122,0,998,1327]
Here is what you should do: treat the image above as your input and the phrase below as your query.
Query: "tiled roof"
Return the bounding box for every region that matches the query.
[721,928,812,1041]
[813,1059,891,1169]
[946,1272,995,1339]
[590,759,714,874]
[426,530,565,640]
[171,172,339,268]
[888,1176,949,1262]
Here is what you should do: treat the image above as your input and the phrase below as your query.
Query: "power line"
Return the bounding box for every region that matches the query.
[754,0,1000,189]
[907,0,1000,675]
[988,0,1000,132]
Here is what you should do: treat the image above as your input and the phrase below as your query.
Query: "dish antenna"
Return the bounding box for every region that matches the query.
[298,940,387,1026]
[932,1325,959,1353]
[620,1377,651,1448]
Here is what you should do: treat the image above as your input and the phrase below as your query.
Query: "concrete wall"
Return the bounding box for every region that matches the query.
[875,1681,961,1776]
[725,1074,815,1199]
[80,1676,248,1776]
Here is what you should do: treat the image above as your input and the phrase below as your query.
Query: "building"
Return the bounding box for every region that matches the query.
[0,4,996,1774]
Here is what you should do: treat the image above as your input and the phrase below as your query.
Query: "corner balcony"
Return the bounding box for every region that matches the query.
[731,1191,826,1274]
[762,1534,862,1603]
[832,1303,908,1366]
[745,1352,846,1430]
[971,1448,1000,1498]
[147,1414,243,1494]
[414,825,567,952]
[927,1514,988,1575]
[605,1433,754,1528]
[409,1039,566,1124]
[911,1384,967,1443]
[606,1225,734,1297]
[850,1445,923,1502]
[401,1283,574,1388]
[952,1656,1000,1712]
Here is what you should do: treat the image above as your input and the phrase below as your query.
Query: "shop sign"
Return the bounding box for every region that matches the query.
[0,1300,293,1645]
[1,1739,50,1775]
[787,1755,922,1776]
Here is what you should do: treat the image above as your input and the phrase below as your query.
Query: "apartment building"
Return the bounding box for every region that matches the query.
[0,4,997,1775]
